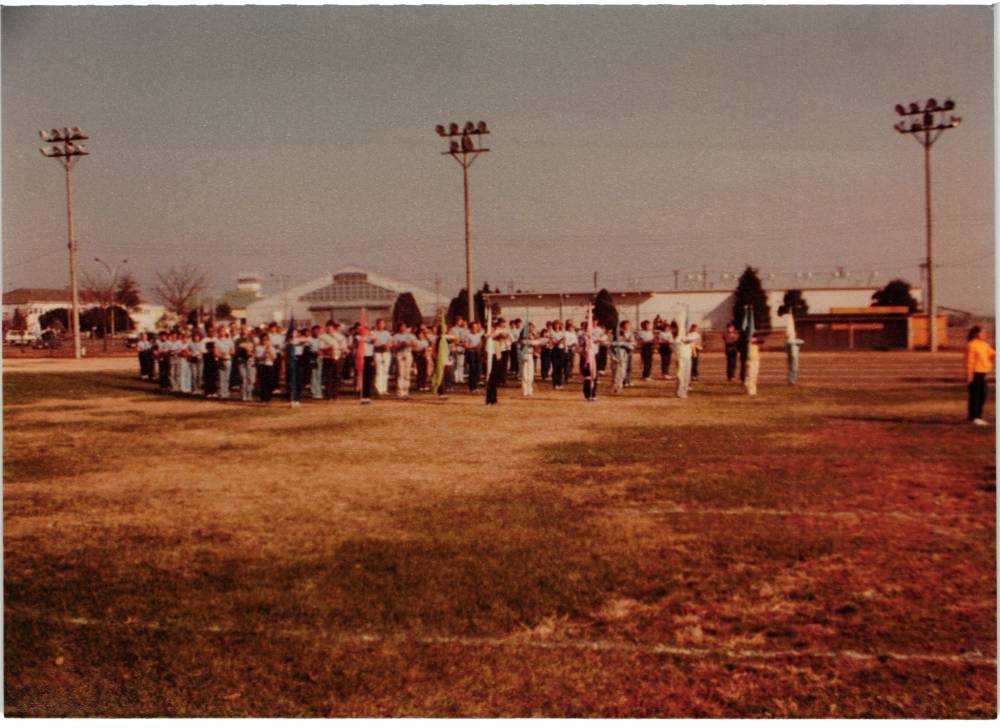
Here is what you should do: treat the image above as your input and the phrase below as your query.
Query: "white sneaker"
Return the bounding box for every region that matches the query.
[973,418,988,426]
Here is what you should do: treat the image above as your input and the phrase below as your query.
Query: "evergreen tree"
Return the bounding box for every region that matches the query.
[593,289,619,332]
[777,289,809,317]
[215,302,233,320]
[115,273,142,311]
[392,292,423,329]
[446,288,467,324]
[39,308,68,331]
[475,282,500,323]
[871,279,919,313]
[732,266,770,330]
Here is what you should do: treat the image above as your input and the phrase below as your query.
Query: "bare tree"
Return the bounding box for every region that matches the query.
[82,269,118,350]
[153,264,208,317]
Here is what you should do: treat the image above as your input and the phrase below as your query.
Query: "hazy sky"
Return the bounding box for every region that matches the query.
[2,6,994,313]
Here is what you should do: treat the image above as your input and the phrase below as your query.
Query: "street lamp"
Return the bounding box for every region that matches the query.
[94,257,128,349]
[435,120,491,322]
[39,126,91,359]
[893,98,961,352]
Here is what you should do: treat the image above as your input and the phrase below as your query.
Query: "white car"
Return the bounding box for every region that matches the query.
[5,330,38,346]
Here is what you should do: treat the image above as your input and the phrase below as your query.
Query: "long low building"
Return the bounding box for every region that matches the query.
[482,286,923,332]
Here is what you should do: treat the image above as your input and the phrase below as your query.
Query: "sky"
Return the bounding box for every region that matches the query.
[2,5,994,313]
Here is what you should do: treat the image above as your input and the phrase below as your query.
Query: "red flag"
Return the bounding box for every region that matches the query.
[356,308,368,393]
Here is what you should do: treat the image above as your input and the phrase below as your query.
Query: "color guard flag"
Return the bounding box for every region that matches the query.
[356,308,368,394]
[485,305,494,381]
[430,309,449,393]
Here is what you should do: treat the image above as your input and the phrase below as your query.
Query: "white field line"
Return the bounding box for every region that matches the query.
[13,610,995,668]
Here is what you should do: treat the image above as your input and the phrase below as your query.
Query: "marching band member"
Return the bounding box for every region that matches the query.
[657,321,675,380]
[255,333,276,403]
[449,316,469,386]
[392,322,418,398]
[216,325,235,399]
[371,318,392,397]
[235,324,256,402]
[549,319,565,390]
[637,320,655,381]
[465,321,484,391]
[563,319,578,384]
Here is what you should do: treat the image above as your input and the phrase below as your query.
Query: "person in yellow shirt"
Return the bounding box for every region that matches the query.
[965,326,995,426]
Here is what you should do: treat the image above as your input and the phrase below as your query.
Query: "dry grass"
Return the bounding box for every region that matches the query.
[3,352,995,717]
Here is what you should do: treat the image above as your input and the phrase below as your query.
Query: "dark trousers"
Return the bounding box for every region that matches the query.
[139,351,153,378]
[323,358,341,399]
[509,348,519,377]
[499,351,509,385]
[725,349,737,380]
[739,349,748,383]
[691,355,700,380]
[257,364,274,402]
[551,348,564,387]
[203,355,219,397]
[361,356,374,399]
[641,344,653,379]
[969,373,988,421]
[158,357,170,388]
[467,351,482,391]
[659,344,672,376]
[415,355,428,390]
[582,361,598,400]
[486,356,502,404]
[540,348,551,379]
[597,345,608,373]
[563,350,574,382]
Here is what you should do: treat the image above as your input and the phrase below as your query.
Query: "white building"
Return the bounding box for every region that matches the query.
[482,286,923,331]
[2,288,164,333]
[244,266,440,327]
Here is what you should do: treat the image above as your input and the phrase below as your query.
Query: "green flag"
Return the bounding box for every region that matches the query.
[430,310,450,393]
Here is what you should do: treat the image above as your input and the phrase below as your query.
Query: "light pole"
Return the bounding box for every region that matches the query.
[40,127,90,359]
[435,120,491,323]
[893,98,961,352]
[94,257,128,349]
[269,273,291,324]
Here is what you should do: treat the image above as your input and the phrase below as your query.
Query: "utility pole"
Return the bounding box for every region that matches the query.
[94,257,128,350]
[434,120,491,323]
[593,271,598,291]
[434,275,441,314]
[893,97,961,352]
[673,269,679,290]
[39,127,90,359]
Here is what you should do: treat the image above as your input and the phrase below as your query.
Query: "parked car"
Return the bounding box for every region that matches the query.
[32,330,60,350]
[124,333,140,349]
[5,330,37,346]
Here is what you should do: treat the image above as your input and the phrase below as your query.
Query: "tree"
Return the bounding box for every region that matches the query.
[215,302,233,320]
[593,289,619,333]
[11,308,27,331]
[115,273,142,311]
[447,282,501,323]
[153,264,208,316]
[777,289,809,317]
[732,266,770,330]
[392,292,423,329]
[872,279,919,313]
[39,308,68,331]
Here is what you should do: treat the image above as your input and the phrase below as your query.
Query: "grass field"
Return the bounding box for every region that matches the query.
[4,352,996,717]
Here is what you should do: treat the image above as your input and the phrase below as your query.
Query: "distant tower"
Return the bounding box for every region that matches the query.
[237,274,263,298]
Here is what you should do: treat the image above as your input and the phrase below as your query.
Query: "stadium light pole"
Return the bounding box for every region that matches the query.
[893,98,961,352]
[435,120,491,323]
[39,127,91,359]
[94,257,128,349]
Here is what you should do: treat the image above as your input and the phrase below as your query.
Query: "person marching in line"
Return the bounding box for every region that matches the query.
[485,316,506,405]
[303,324,321,398]
[178,331,194,393]
[637,320,655,381]
[449,316,469,386]
[266,322,285,398]
[619,320,636,387]
[235,323,257,402]
[356,317,375,405]
[318,321,343,400]
[673,309,696,399]
[255,333,276,403]
[688,323,703,383]
[723,322,739,382]
[156,331,171,389]
[465,321,484,391]
[549,319,565,390]
[539,321,552,381]
[563,319,578,384]
[216,325,235,399]
[785,332,804,385]
[369,318,392,397]
[580,313,606,402]
[518,321,541,397]
[657,320,675,380]
[137,332,153,380]
[611,321,633,394]
[965,325,995,426]
[413,326,430,391]
[285,324,307,407]
[392,321,417,398]
[508,318,522,380]
[745,336,763,396]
